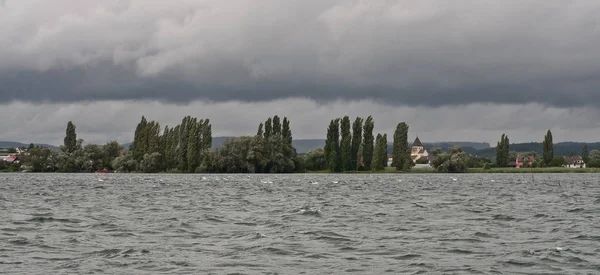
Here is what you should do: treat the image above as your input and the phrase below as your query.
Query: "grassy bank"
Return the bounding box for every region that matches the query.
[468,167,600,173]
[306,167,600,174]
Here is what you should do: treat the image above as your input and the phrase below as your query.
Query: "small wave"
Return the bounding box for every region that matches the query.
[465,208,485,213]
[203,215,227,223]
[447,248,476,254]
[233,222,257,226]
[26,217,81,224]
[86,248,122,258]
[412,203,426,208]
[572,234,600,241]
[502,260,536,267]
[215,262,266,268]
[315,235,353,244]
[85,248,148,258]
[392,254,421,260]
[566,207,584,212]
[493,214,517,221]
[58,228,86,233]
[251,232,267,239]
[305,253,330,259]
[298,207,321,216]
[474,232,497,238]
[261,247,295,256]
[109,232,136,237]
[8,238,29,245]
[170,260,192,267]
[533,213,548,218]
[439,238,483,243]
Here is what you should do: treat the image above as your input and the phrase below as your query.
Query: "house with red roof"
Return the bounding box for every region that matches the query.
[4,155,20,164]
[516,155,535,168]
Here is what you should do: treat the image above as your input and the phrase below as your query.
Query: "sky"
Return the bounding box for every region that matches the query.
[2,0,600,146]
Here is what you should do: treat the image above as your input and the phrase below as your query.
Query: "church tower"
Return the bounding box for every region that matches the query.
[410,136,429,162]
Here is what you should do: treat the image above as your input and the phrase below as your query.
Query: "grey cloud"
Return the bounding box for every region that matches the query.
[1,1,600,107]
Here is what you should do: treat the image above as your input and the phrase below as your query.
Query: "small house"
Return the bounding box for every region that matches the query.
[564,156,585,168]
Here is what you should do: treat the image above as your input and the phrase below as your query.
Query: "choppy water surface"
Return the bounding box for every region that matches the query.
[1,173,600,274]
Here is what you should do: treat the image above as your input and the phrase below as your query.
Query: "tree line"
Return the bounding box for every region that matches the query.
[12,115,303,173]
[321,116,412,172]
[7,118,600,174]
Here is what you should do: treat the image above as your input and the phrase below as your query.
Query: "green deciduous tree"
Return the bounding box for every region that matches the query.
[304,148,326,171]
[431,146,469,173]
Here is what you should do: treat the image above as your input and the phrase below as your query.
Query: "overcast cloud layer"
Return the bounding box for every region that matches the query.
[2,1,600,145]
[1,0,600,106]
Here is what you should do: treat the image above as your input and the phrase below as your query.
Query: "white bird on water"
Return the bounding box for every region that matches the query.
[451,177,458,181]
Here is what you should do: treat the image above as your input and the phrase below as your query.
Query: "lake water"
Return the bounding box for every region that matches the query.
[1,173,600,274]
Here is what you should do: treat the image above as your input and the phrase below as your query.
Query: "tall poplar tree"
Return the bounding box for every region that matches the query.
[350,117,363,171]
[131,116,147,160]
[581,144,589,164]
[542,130,554,166]
[63,121,78,154]
[333,119,342,172]
[362,116,375,170]
[392,122,410,171]
[281,117,296,172]
[381,133,388,168]
[272,116,281,136]
[503,134,509,165]
[257,123,264,137]
[177,116,191,171]
[264,118,273,139]
[202,119,212,150]
[282,117,293,147]
[340,116,352,171]
[372,133,384,171]
[324,118,342,172]
[324,119,334,171]
[187,121,199,172]
[495,134,509,167]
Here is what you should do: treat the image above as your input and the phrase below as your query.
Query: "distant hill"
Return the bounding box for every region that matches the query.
[425,142,490,150]
[0,141,59,150]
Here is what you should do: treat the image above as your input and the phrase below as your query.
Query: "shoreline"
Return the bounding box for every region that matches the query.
[3,167,600,174]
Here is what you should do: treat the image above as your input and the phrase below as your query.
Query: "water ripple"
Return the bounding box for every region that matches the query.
[1,173,600,274]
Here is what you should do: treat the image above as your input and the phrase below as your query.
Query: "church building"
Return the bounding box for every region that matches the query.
[410,137,429,162]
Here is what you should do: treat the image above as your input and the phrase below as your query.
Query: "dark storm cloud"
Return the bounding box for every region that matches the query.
[1,0,600,107]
